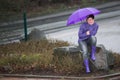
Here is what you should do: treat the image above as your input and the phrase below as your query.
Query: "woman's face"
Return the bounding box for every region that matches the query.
[87,17,94,25]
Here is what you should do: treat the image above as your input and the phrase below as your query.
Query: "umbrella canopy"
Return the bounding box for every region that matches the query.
[67,7,100,26]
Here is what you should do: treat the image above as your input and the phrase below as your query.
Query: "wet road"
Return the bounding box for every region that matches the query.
[47,16,120,53]
[0,2,120,44]
[0,2,120,53]
[0,11,120,53]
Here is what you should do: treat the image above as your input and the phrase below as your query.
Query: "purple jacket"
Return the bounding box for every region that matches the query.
[78,22,99,42]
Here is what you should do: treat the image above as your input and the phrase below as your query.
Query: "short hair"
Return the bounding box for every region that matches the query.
[86,14,94,20]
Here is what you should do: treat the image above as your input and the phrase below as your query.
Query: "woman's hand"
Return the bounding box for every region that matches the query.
[86,31,90,35]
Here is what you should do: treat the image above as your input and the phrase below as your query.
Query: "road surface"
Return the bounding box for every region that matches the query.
[0,1,120,43]
[0,1,120,53]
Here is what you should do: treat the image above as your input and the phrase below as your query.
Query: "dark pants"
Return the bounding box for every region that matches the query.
[78,36,97,60]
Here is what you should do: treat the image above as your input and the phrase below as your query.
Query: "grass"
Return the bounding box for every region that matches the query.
[0,39,120,76]
[0,39,84,75]
[0,39,71,74]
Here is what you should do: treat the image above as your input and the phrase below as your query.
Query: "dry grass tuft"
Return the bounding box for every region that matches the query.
[0,39,120,75]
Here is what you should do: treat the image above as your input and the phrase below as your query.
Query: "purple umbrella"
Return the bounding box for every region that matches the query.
[67,7,100,26]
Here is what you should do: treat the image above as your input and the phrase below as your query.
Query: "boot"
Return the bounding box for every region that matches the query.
[91,46,96,61]
[84,59,90,73]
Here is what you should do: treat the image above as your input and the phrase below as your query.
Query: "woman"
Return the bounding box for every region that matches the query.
[78,14,99,73]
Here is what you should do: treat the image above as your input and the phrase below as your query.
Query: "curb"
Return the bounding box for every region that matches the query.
[0,72,120,79]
